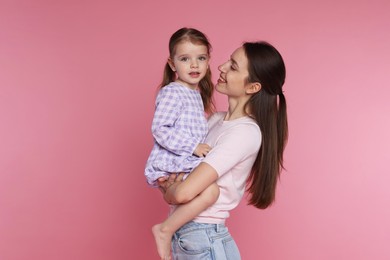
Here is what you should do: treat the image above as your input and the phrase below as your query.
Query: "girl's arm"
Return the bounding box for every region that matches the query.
[158,162,218,204]
[152,87,200,156]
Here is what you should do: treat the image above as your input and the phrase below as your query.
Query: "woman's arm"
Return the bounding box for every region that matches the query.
[158,162,218,204]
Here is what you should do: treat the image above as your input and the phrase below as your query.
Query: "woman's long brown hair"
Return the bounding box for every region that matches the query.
[243,42,288,209]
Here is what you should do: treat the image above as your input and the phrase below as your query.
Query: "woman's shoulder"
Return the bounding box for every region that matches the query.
[208,113,259,128]
[209,111,226,120]
[222,116,261,142]
[207,112,226,125]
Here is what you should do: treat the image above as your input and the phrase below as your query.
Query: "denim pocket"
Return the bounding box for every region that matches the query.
[176,229,211,256]
[223,236,241,260]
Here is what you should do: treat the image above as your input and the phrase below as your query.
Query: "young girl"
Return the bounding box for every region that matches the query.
[144,28,219,260]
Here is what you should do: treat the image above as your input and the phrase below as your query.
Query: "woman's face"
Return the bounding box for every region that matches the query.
[216,47,251,98]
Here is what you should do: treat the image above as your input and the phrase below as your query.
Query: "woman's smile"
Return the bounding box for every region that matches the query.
[217,75,226,84]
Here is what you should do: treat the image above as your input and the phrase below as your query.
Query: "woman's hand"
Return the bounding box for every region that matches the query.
[158,162,219,205]
[156,175,173,195]
[157,173,185,204]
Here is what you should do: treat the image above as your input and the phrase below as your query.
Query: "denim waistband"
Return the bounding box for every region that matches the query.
[176,221,226,235]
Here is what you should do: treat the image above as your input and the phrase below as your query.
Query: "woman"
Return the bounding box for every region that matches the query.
[158,41,288,259]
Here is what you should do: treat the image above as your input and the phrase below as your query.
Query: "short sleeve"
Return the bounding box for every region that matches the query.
[203,123,261,177]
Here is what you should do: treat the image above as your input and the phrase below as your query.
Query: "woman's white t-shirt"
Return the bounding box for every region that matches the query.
[193,112,262,224]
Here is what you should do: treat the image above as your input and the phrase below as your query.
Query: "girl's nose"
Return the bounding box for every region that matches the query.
[190,60,199,68]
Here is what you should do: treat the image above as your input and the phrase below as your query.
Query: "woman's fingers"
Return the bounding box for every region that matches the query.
[168,174,176,183]
[175,173,185,182]
[157,176,170,191]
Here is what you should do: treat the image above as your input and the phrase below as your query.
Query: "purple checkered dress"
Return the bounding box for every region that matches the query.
[145,82,208,187]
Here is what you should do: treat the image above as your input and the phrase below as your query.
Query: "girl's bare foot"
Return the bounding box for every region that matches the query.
[152,223,172,260]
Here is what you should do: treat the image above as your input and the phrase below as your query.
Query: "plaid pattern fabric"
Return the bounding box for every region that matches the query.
[145,82,208,187]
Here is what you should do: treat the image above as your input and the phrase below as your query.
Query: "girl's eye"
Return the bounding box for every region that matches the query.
[199,56,207,61]
[230,66,236,71]
[180,57,189,62]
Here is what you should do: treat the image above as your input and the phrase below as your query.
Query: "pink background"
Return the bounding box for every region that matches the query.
[1,0,390,259]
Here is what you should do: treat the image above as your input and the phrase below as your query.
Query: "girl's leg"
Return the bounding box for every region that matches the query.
[152,183,219,260]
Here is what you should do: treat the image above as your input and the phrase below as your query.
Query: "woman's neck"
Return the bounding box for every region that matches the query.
[225,98,248,121]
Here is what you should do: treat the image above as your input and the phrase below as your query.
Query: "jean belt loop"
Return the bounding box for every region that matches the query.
[215,224,220,232]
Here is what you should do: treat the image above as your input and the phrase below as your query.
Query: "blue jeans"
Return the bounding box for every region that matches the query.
[172,221,241,260]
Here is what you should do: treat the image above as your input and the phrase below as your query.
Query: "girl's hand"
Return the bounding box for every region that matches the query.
[193,143,211,157]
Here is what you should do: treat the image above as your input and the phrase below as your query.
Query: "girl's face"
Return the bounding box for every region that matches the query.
[168,40,209,90]
[216,47,252,98]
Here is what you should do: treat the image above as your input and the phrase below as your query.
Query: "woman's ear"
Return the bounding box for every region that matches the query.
[246,82,261,94]
[167,58,176,72]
